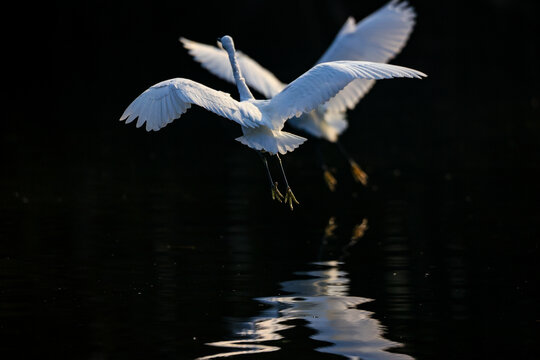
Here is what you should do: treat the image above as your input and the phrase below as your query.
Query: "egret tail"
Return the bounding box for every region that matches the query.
[236,129,307,155]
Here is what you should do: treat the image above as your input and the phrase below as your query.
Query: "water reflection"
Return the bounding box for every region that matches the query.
[342,218,369,260]
[199,261,413,359]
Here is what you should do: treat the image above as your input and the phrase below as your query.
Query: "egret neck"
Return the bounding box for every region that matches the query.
[220,36,255,101]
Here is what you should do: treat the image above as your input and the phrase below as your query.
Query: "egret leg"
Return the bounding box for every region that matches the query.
[276,154,299,210]
[336,141,368,186]
[258,152,283,202]
[316,139,337,192]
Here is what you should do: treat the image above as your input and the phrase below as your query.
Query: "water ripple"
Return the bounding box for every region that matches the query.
[199,261,413,359]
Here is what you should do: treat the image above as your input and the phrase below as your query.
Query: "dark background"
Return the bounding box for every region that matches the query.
[2,0,539,359]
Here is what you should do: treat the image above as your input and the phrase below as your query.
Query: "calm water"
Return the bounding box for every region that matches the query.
[198,260,414,360]
[3,1,539,357]
[1,124,537,359]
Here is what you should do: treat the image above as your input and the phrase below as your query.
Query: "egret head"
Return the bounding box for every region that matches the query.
[216,38,224,50]
[217,35,235,52]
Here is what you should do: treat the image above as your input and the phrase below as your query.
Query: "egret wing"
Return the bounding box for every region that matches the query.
[120,78,262,131]
[333,16,357,39]
[263,61,425,129]
[321,78,377,114]
[317,1,416,113]
[317,0,416,64]
[180,37,286,98]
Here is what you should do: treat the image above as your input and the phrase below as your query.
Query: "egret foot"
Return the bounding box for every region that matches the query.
[284,187,300,211]
[350,160,368,186]
[271,181,284,203]
[323,169,338,192]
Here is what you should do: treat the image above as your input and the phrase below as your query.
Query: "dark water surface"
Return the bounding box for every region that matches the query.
[3,0,539,358]
[1,124,538,359]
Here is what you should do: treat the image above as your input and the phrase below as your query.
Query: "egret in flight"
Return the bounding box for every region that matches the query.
[120,35,425,209]
[181,1,417,191]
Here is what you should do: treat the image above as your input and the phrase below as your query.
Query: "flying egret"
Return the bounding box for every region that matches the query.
[120,35,426,209]
[180,0,418,190]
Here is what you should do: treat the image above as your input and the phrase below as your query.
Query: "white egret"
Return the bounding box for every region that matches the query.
[180,0,418,190]
[120,35,425,209]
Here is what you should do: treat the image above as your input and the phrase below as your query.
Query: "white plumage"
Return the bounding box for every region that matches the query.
[181,38,285,100]
[180,0,417,142]
[121,35,425,155]
[121,79,262,131]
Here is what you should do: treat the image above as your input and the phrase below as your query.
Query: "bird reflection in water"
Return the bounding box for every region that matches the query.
[198,259,413,360]
[341,218,369,260]
[319,216,369,261]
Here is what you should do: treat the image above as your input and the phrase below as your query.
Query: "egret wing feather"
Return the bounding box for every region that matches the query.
[264,61,425,129]
[317,0,416,64]
[334,16,357,39]
[317,1,416,113]
[180,37,286,98]
[120,78,262,131]
[322,79,376,113]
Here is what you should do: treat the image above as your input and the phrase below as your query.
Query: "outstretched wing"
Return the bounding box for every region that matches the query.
[120,78,262,131]
[317,0,417,113]
[262,61,425,129]
[180,37,286,98]
[317,1,416,64]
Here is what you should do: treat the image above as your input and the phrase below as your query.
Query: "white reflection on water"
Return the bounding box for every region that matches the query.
[198,261,413,360]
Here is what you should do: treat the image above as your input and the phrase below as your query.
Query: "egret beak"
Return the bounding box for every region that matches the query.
[216,37,223,49]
